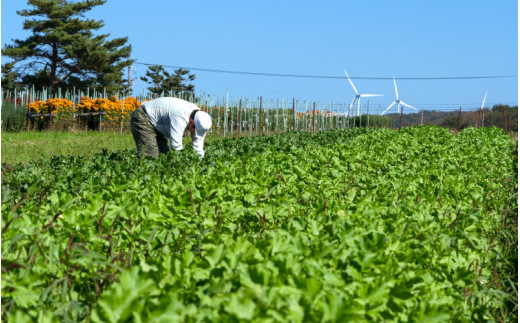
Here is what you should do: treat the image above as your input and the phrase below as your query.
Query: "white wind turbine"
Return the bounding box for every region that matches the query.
[344,69,383,116]
[381,75,417,115]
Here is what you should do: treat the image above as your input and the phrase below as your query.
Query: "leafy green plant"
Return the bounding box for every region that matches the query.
[1,101,26,132]
[1,126,517,322]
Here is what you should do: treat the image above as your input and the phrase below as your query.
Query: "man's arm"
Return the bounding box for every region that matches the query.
[191,132,206,158]
[169,116,186,151]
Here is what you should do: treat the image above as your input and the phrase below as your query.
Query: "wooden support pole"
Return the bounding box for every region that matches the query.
[399,106,403,130]
[503,106,507,132]
[238,99,242,135]
[292,98,295,131]
[456,106,462,134]
[259,96,263,134]
[312,102,316,132]
[477,107,482,128]
[367,100,370,128]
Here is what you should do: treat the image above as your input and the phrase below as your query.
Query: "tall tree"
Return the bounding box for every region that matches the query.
[1,62,24,90]
[2,0,134,93]
[140,65,195,98]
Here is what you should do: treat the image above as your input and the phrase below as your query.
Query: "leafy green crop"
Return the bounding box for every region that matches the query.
[1,126,517,322]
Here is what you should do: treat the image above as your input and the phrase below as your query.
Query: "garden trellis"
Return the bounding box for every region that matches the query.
[2,87,386,133]
[3,86,511,134]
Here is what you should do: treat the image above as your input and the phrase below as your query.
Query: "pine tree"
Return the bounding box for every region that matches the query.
[2,0,134,93]
[140,65,195,99]
[1,62,23,90]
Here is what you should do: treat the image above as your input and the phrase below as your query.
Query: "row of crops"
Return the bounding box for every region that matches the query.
[1,126,517,321]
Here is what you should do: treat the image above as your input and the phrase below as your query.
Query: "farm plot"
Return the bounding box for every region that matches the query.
[1,126,517,322]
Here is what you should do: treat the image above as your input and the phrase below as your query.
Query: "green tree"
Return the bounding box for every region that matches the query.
[2,0,134,93]
[140,65,195,98]
[1,62,24,90]
[490,104,518,132]
[492,104,517,112]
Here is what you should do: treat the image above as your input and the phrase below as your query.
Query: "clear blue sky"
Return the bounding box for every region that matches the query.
[1,0,518,111]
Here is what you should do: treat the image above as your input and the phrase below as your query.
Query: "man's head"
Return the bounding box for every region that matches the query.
[188,110,212,136]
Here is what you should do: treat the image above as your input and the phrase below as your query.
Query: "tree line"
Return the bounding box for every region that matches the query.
[385,105,518,132]
[2,0,194,97]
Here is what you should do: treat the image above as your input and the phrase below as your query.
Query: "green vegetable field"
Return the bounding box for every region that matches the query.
[1,126,517,322]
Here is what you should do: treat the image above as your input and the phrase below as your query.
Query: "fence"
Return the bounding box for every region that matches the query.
[1,87,517,134]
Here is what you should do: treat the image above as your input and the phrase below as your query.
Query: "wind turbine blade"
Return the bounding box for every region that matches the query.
[360,94,383,97]
[381,101,396,115]
[393,74,399,99]
[344,69,358,95]
[480,92,487,110]
[400,101,417,110]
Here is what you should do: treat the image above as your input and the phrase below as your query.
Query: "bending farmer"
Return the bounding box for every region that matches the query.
[130,97,212,158]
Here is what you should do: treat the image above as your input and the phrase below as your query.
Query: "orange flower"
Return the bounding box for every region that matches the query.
[27,100,46,114]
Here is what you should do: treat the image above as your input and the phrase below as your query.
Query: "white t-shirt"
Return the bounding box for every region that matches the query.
[142,97,206,157]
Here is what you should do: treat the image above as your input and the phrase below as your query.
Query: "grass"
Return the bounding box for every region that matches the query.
[1,131,136,165]
[1,130,227,165]
[0,126,298,165]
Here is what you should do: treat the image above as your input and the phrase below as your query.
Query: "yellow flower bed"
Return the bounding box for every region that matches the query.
[47,98,74,114]
[27,100,47,114]
[27,96,144,129]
